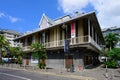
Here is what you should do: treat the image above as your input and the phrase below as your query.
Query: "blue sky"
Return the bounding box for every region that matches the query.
[0,0,120,33]
[0,0,63,33]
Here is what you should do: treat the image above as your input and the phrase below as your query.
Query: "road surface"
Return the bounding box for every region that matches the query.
[0,68,80,80]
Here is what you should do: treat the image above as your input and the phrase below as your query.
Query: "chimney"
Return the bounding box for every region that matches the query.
[75,11,79,17]
[81,12,85,14]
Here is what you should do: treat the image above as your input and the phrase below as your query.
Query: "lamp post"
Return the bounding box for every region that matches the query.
[104,48,108,78]
[62,23,70,72]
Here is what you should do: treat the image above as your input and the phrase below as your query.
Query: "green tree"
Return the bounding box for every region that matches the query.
[104,48,120,68]
[9,47,23,64]
[0,34,9,61]
[30,43,47,69]
[107,48,120,60]
[105,33,119,50]
[10,47,20,58]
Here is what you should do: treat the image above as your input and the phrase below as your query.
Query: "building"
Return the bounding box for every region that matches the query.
[102,26,120,48]
[14,11,104,71]
[0,29,21,47]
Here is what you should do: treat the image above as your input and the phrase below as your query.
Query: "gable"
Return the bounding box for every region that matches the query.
[39,15,48,30]
[39,14,53,30]
[40,16,48,29]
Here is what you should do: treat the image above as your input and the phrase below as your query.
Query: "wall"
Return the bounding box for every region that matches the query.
[50,28,54,42]
[78,19,84,43]
[46,51,64,69]
[46,48,85,71]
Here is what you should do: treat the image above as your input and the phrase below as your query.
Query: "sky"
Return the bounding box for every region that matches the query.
[0,0,120,33]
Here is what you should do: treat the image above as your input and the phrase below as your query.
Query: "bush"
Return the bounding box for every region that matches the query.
[104,60,118,68]
[15,57,22,64]
[0,60,5,65]
[37,62,46,69]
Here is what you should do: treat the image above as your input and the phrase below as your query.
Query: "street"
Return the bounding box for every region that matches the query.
[0,68,80,80]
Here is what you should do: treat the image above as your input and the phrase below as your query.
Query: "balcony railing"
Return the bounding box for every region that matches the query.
[89,36,102,51]
[22,46,30,51]
[44,35,89,48]
[22,35,102,51]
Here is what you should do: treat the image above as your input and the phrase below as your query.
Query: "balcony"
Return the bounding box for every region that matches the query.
[22,46,30,51]
[22,35,102,52]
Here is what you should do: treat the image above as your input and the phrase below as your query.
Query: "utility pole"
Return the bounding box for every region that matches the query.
[105,48,108,78]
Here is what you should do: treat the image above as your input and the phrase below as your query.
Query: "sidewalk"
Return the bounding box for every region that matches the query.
[0,64,120,80]
[0,64,94,80]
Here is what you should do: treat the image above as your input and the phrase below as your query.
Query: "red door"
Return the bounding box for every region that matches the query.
[26,56,29,65]
[65,55,73,68]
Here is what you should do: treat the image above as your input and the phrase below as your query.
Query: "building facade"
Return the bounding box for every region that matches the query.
[0,29,21,47]
[14,11,104,71]
[102,26,120,48]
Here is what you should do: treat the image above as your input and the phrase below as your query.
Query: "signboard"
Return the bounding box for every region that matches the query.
[71,22,76,38]
[64,39,69,53]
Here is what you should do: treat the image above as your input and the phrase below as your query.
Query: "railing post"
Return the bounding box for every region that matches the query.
[89,35,91,42]
[56,41,58,47]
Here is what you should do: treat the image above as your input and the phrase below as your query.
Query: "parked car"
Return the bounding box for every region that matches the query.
[2,57,17,63]
[2,57,9,63]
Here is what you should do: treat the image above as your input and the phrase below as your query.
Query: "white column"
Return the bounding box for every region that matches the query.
[56,28,58,46]
[88,18,91,42]
[32,35,35,44]
[54,28,56,47]
[25,37,28,50]
[18,40,21,47]
[95,32,97,43]
[92,25,94,41]
[25,37,28,46]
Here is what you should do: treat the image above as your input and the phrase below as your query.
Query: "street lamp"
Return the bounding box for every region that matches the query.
[104,48,108,78]
[61,23,70,72]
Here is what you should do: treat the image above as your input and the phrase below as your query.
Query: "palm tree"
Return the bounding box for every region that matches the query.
[105,33,119,50]
[30,43,47,69]
[0,34,9,61]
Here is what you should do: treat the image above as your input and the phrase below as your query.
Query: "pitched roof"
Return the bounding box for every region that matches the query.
[0,29,22,35]
[14,11,103,41]
[102,26,120,32]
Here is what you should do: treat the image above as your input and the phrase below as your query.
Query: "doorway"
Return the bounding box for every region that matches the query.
[84,55,93,65]
[26,56,29,65]
[65,54,73,68]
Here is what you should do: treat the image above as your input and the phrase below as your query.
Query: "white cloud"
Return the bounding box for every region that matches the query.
[0,12,21,23]
[8,16,21,23]
[90,0,120,28]
[0,12,5,18]
[58,0,89,14]
[58,0,120,28]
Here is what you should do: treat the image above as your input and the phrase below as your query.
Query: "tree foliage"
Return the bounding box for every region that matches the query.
[9,47,21,57]
[105,33,119,50]
[9,47,24,64]
[30,43,47,69]
[0,34,9,47]
[0,34,9,60]
[30,43,47,60]
[107,48,120,60]
[103,33,120,68]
